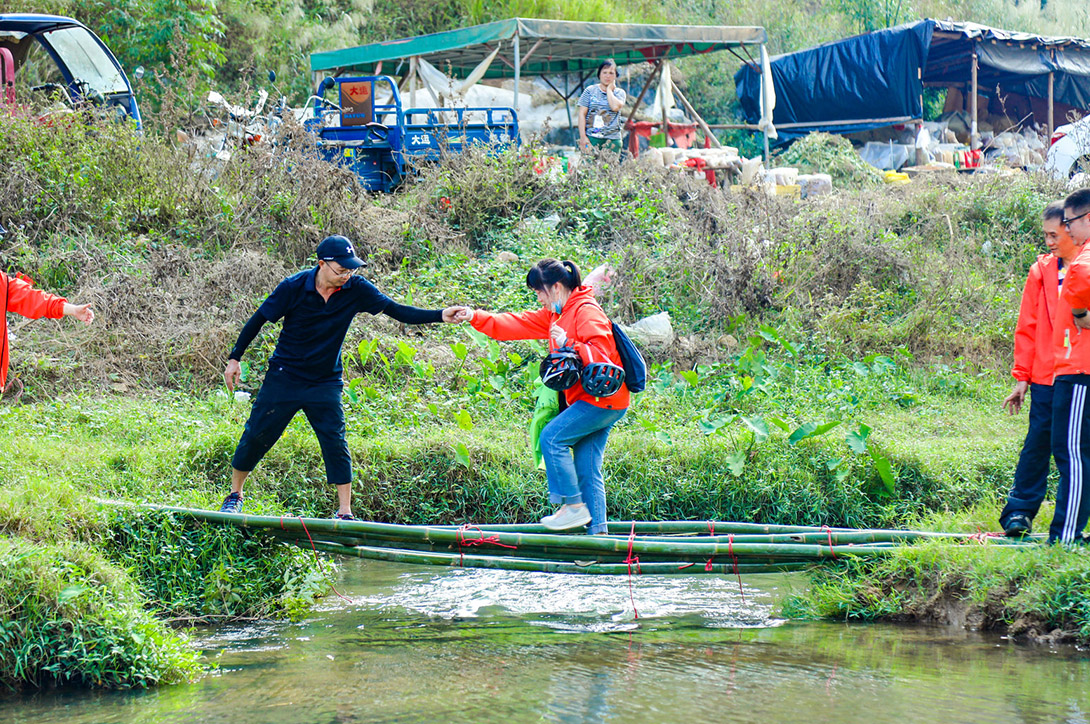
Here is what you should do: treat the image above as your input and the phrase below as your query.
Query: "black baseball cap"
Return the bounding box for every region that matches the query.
[316,235,366,269]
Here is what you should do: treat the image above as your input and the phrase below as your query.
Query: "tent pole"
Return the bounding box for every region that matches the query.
[409,56,417,108]
[565,72,575,145]
[514,33,521,121]
[625,58,665,130]
[661,61,670,148]
[970,49,980,150]
[1048,70,1055,141]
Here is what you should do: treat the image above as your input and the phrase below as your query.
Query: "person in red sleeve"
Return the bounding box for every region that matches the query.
[999,202,1080,537]
[1048,188,1090,544]
[1,271,94,394]
[456,259,628,533]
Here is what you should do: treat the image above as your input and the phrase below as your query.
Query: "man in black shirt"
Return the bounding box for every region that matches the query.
[220,235,465,519]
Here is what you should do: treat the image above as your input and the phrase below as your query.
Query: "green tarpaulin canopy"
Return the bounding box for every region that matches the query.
[310,17,767,77]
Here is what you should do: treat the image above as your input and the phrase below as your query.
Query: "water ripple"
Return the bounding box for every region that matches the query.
[350,567,784,627]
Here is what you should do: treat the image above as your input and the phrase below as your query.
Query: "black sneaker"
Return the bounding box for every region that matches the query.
[332,512,357,521]
[1003,513,1031,537]
[219,492,244,514]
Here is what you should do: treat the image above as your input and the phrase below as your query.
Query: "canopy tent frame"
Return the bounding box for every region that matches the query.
[311,18,770,155]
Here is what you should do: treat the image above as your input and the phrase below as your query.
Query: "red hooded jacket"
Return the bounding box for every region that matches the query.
[1,274,68,391]
[470,286,629,410]
[1012,253,1059,385]
[1054,244,1090,377]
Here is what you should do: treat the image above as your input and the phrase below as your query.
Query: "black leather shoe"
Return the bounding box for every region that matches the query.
[1002,513,1031,537]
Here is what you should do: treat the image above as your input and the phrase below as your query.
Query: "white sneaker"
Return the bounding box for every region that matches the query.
[540,505,591,531]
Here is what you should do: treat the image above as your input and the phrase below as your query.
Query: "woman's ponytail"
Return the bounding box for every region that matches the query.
[562,260,582,288]
[527,258,583,291]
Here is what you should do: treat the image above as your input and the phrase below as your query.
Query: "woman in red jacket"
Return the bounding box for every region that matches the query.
[1,272,94,393]
[459,259,628,533]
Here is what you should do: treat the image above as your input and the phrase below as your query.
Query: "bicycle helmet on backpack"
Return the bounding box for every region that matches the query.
[540,346,583,391]
[580,346,625,397]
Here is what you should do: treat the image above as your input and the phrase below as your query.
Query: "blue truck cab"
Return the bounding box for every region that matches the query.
[0,13,141,127]
[306,75,518,192]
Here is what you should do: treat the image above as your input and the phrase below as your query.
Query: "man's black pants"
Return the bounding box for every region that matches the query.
[231,367,351,485]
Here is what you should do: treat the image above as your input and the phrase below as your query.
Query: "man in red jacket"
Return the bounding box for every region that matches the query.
[1000,201,1079,536]
[1048,188,1090,544]
[1,273,94,393]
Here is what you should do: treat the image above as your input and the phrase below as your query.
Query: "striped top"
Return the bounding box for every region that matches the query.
[578,84,627,140]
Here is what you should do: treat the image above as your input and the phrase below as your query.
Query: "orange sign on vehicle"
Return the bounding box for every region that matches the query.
[340,81,373,127]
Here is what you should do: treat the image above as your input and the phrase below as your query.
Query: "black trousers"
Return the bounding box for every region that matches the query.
[231,367,351,485]
[1000,382,1053,526]
[1049,374,1090,543]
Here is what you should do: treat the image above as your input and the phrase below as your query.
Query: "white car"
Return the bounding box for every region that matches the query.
[1045,115,1090,180]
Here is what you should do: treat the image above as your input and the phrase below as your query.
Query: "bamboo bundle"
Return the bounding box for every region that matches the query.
[305,541,813,576]
[118,503,1038,577]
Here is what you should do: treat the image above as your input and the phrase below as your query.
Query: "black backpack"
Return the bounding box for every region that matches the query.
[610,321,646,393]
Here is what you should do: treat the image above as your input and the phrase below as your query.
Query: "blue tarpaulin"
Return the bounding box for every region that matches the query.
[736,19,1090,144]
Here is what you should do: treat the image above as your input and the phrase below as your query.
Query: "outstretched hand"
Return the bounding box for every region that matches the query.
[443,306,474,323]
[64,302,94,325]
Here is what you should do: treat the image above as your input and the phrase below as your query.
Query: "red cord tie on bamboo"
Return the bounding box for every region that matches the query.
[968,530,1002,545]
[728,533,745,604]
[704,521,717,572]
[286,515,351,603]
[624,521,641,619]
[822,525,837,558]
[455,524,517,567]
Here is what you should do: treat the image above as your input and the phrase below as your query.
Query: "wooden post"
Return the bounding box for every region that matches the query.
[564,72,575,145]
[970,49,980,150]
[672,80,722,148]
[624,59,664,129]
[1048,70,1055,141]
[513,33,521,120]
[660,61,669,148]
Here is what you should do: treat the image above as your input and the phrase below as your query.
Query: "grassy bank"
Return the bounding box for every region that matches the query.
[0,536,202,689]
[783,507,1090,644]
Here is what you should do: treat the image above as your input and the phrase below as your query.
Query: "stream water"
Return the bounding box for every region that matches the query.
[6,558,1090,723]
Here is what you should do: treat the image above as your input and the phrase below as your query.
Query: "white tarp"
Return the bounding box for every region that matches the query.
[758,46,777,141]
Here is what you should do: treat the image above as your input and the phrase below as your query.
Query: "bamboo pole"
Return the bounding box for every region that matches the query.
[304,542,813,576]
[624,59,665,131]
[258,522,893,561]
[264,528,857,566]
[970,49,980,150]
[671,80,721,149]
[1048,70,1055,141]
[513,32,521,121]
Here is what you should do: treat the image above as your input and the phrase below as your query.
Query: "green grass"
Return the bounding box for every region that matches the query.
[0,536,202,690]
[783,525,1090,643]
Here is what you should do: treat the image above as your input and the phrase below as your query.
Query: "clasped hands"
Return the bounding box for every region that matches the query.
[441,307,567,347]
[442,306,474,324]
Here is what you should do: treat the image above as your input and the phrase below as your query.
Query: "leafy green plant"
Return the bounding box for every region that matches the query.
[0,537,203,689]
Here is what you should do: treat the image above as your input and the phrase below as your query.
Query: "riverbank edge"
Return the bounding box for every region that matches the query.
[784,537,1090,645]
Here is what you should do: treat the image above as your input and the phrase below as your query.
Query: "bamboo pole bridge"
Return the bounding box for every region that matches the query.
[121,504,1039,577]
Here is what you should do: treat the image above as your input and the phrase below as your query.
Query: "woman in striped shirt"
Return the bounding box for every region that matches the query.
[577,59,626,154]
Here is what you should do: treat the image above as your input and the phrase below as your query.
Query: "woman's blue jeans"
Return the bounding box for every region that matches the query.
[539,400,627,535]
